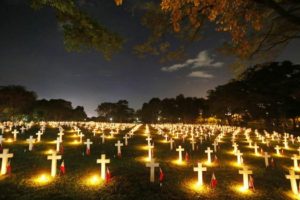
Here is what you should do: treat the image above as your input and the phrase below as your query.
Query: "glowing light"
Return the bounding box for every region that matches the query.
[136,145,150,151]
[34,174,51,185]
[187,180,208,193]
[234,185,252,194]
[45,149,54,155]
[86,175,103,186]
[72,140,79,145]
[107,136,114,140]
[159,140,168,144]
[172,159,187,166]
[5,138,13,143]
[229,161,243,168]
[135,156,151,163]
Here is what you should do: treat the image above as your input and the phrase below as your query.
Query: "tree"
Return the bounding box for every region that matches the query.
[140,95,206,123]
[0,86,37,120]
[158,0,300,67]
[207,61,300,128]
[31,0,123,60]
[33,99,87,121]
[96,100,134,122]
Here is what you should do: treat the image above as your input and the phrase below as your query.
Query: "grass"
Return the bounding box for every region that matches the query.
[0,124,298,200]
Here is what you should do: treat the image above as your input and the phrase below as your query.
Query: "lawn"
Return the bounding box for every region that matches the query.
[0,124,297,200]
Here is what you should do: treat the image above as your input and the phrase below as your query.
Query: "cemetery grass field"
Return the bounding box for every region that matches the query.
[0,125,295,200]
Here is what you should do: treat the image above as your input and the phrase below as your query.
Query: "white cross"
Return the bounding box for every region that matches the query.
[12,129,19,141]
[169,138,174,150]
[286,169,300,194]
[101,133,105,144]
[205,147,213,164]
[0,149,13,175]
[275,145,281,155]
[55,137,61,152]
[239,166,253,190]
[148,144,154,161]
[0,135,4,145]
[176,145,185,163]
[146,136,152,146]
[36,131,43,142]
[253,143,259,155]
[26,136,35,151]
[232,143,238,154]
[213,141,218,152]
[193,163,207,186]
[164,134,168,142]
[263,152,271,167]
[20,126,26,133]
[236,150,243,165]
[97,154,110,180]
[92,129,97,137]
[47,151,62,177]
[123,134,129,146]
[191,139,196,151]
[146,159,159,182]
[84,139,93,150]
[58,131,64,142]
[248,140,252,147]
[291,154,300,170]
[115,140,124,155]
[79,132,84,143]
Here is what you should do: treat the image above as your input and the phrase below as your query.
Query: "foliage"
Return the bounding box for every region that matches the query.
[30,0,123,60]
[0,86,87,121]
[33,99,87,121]
[0,86,37,120]
[139,95,207,123]
[96,100,134,122]
[207,61,300,127]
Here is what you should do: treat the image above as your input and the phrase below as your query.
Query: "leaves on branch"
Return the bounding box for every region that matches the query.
[31,0,123,60]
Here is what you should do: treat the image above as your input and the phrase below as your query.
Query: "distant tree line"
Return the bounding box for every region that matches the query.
[0,86,87,121]
[1,61,299,131]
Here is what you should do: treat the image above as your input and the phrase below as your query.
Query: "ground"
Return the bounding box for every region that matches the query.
[0,124,297,200]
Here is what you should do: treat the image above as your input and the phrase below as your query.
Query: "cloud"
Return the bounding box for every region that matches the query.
[161,64,186,72]
[161,50,223,72]
[188,71,214,78]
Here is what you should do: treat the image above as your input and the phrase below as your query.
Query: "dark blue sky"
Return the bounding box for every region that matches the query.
[0,0,299,116]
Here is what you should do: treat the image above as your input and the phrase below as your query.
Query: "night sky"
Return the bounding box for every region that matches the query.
[0,0,299,116]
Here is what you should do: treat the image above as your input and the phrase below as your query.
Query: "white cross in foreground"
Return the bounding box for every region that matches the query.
[286,169,300,195]
[97,154,110,180]
[47,151,62,177]
[0,149,13,175]
[193,163,207,186]
[239,166,253,190]
[146,159,159,182]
